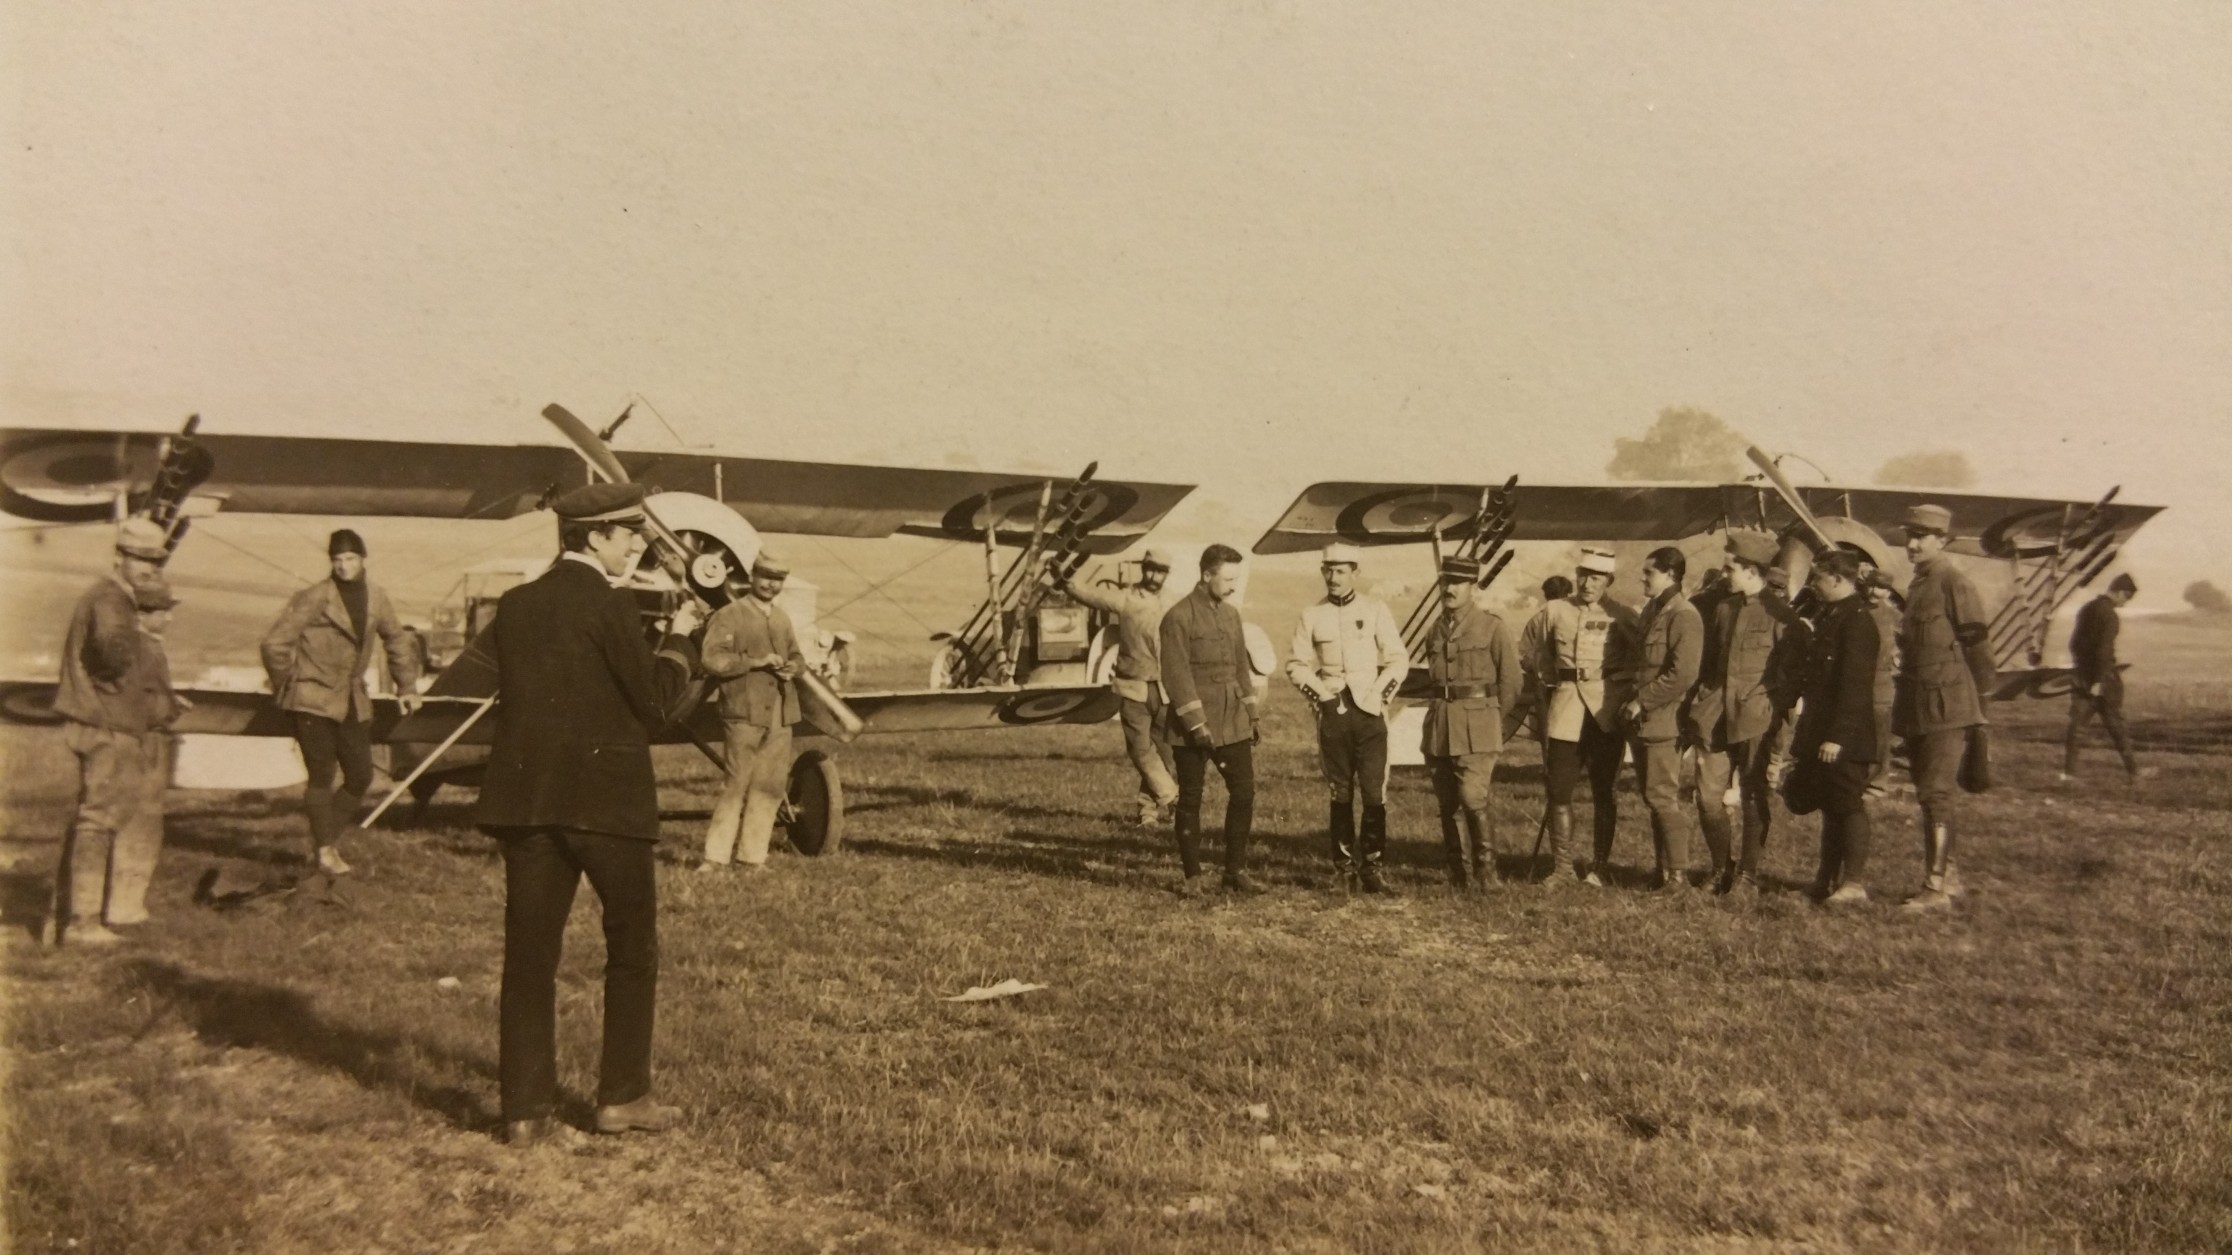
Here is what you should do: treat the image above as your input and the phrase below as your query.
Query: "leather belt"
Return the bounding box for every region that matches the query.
[1431,682,1493,700]
[1554,667,1600,682]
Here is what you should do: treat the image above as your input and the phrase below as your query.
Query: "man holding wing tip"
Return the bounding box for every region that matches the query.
[1286,542,1410,893]
[700,550,806,871]
[1058,547,1180,826]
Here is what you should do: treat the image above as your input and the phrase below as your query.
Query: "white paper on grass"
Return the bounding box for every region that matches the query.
[943,978,1048,1003]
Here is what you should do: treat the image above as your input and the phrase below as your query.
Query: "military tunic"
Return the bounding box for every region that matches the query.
[1422,600,1523,816]
[1518,596,1639,742]
[700,594,806,866]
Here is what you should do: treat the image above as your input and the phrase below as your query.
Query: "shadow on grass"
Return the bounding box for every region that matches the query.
[1,866,51,941]
[162,823,306,870]
[126,958,498,1131]
[847,781,1119,826]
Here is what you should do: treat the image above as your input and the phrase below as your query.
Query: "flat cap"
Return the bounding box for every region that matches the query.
[1902,503,1953,535]
[327,528,367,557]
[2108,572,2138,595]
[133,575,180,610]
[552,481,648,523]
[1439,555,1483,584]
[1139,547,1173,572]
[1576,546,1617,576]
[1723,530,1779,568]
[1320,542,1364,567]
[751,550,790,579]
[116,517,169,561]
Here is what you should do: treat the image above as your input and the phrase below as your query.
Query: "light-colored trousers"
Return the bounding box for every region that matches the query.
[1118,695,1179,806]
[58,723,171,926]
[704,720,792,866]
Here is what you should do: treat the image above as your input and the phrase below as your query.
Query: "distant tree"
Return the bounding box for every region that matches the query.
[2184,580,2232,614]
[1873,450,1977,489]
[1606,407,1748,482]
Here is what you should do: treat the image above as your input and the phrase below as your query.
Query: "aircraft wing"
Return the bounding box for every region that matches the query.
[0,427,1194,553]
[1253,481,2162,559]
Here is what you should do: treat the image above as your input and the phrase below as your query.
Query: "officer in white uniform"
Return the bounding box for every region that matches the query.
[1285,542,1409,892]
[1518,547,1639,886]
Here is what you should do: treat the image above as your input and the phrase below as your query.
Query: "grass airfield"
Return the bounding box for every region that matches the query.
[4,612,2230,1254]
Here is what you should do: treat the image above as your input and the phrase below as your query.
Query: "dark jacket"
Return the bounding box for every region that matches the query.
[1158,584,1256,748]
[1421,600,1523,757]
[260,577,420,722]
[1793,595,1879,761]
[2068,595,2122,688]
[1629,587,1703,742]
[55,575,163,733]
[474,558,696,841]
[700,595,803,728]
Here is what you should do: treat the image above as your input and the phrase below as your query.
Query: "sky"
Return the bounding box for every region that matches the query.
[5,2,2228,596]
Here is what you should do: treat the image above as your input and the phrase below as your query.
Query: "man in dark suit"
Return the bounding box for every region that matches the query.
[2061,572,2143,784]
[1790,551,1880,906]
[1158,544,1262,896]
[475,482,700,1147]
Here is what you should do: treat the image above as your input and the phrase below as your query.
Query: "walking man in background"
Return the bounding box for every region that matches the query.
[260,529,421,876]
[700,552,805,870]
[1519,548,1638,887]
[1060,548,1179,825]
[2060,572,2144,785]
[1286,543,1410,892]
[1420,557,1523,889]
[1159,545,1261,896]
[47,519,176,946]
[1621,546,1704,891]
[475,483,701,1146]
[1896,504,1995,913]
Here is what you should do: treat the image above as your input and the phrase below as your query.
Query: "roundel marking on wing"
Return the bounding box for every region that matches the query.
[997,689,1107,725]
[940,482,1142,540]
[1976,506,2121,561]
[1331,487,1481,543]
[0,432,156,523]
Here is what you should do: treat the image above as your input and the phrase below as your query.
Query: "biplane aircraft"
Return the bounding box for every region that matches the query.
[1251,445,2163,711]
[0,409,1195,852]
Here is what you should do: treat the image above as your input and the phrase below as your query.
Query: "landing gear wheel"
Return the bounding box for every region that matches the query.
[782,750,844,856]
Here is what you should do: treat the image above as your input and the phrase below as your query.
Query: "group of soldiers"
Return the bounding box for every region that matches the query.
[1065,503,2147,909]
[43,488,2150,1146]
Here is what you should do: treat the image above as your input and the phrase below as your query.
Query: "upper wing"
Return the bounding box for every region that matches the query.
[0,427,1193,554]
[1253,481,2162,559]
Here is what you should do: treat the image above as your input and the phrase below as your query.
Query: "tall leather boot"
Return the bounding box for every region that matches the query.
[1544,806,1574,886]
[1463,808,1497,887]
[1358,804,1393,895]
[1699,808,1734,893]
[303,785,339,860]
[1328,799,1358,888]
[1172,804,1205,882]
[1902,821,1955,912]
[1440,808,1469,888]
[1590,799,1618,886]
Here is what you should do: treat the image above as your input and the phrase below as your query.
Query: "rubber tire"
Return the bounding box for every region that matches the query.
[784,749,844,856]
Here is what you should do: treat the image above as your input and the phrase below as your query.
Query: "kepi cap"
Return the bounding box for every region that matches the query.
[1723,530,1779,568]
[1576,546,1617,576]
[327,528,367,557]
[552,481,648,523]
[750,550,790,579]
[1902,503,1953,535]
[1139,547,1173,572]
[1438,555,1482,585]
[1320,542,1363,567]
[2108,572,2138,595]
[116,517,169,561]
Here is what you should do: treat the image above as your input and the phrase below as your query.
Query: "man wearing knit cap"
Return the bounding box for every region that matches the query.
[45,518,176,946]
[1895,503,1995,912]
[476,481,701,1146]
[1060,547,1180,825]
[2061,572,2145,784]
[1287,542,1411,892]
[1685,530,1805,894]
[700,550,806,869]
[1518,547,1640,886]
[1420,556,1524,888]
[261,527,422,876]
